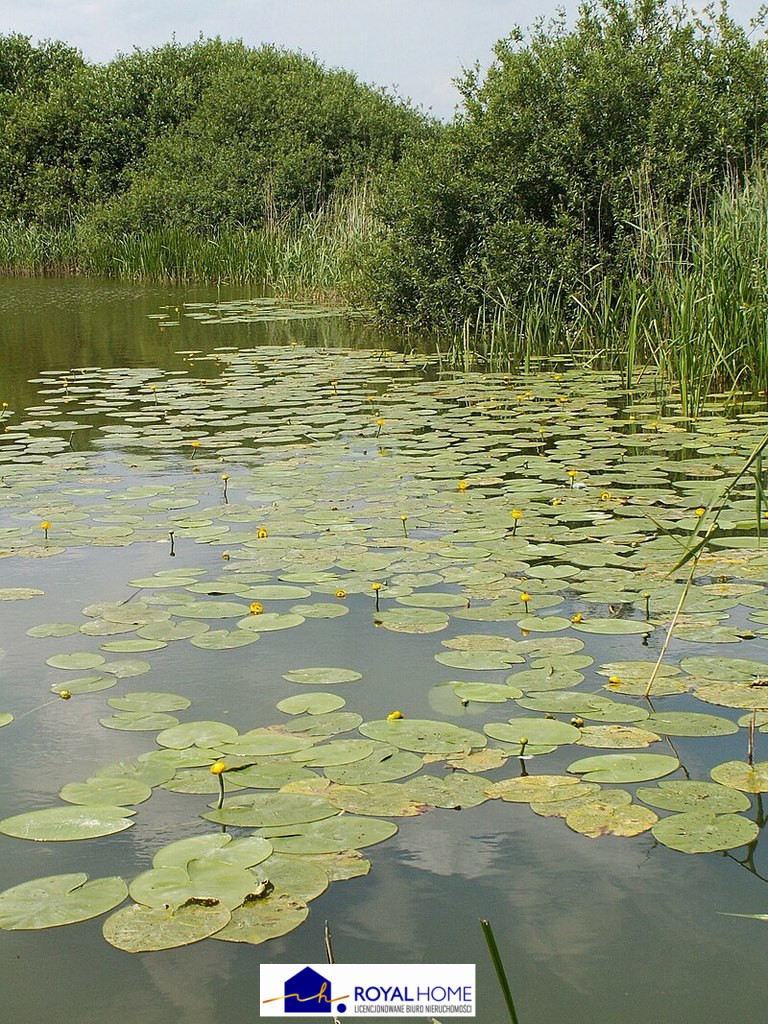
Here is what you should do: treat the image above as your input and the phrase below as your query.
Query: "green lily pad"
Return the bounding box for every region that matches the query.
[59,777,152,806]
[152,834,233,869]
[276,692,346,715]
[282,667,362,685]
[0,805,135,841]
[565,801,658,838]
[567,753,680,783]
[258,854,329,902]
[292,739,375,767]
[323,750,424,785]
[136,620,210,641]
[652,812,759,853]
[642,711,738,737]
[359,718,486,754]
[401,773,489,808]
[637,781,751,813]
[435,651,525,671]
[27,623,79,638]
[453,682,522,703]
[221,730,314,756]
[326,782,427,817]
[483,718,581,746]
[99,711,180,732]
[571,618,651,634]
[107,692,191,713]
[517,615,572,632]
[237,612,305,632]
[575,725,661,748]
[0,873,128,930]
[46,652,106,670]
[487,775,588,803]
[210,892,307,944]
[263,815,397,854]
[156,721,239,749]
[710,761,768,792]
[202,793,337,828]
[228,763,318,789]
[167,600,247,619]
[50,675,114,694]
[189,629,261,649]
[103,902,231,951]
[0,713,13,728]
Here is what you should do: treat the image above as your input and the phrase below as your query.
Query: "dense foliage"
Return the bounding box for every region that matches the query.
[370,0,768,326]
[0,35,427,231]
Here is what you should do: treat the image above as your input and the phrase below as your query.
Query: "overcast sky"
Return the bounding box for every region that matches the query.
[0,1,764,118]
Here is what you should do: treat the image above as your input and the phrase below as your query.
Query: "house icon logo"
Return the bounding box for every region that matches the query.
[283,966,346,1014]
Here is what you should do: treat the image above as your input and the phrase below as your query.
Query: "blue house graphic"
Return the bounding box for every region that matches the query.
[284,966,333,1013]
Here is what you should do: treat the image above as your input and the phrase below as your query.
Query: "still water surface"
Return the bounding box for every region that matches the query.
[0,277,765,1024]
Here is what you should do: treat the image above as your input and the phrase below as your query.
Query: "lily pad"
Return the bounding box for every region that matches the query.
[99,711,180,732]
[59,777,152,806]
[264,815,398,854]
[46,652,106,670]
[642,711,738,737]
[567,753,680,783]
[156,721,239,749]
[282,667,362,685]
[0,805,135,841]
[103,902,231,951]
[276,692,346,715]
[637,781,751,813]
[710,761,768,792]
[483,718,581,746]
[565,801,658,838]
[0,873,128,930]
[107,691,191,713]
[359,718,487,754]
[210,892,307,944]
[202,793,338,828]
[652,812,759,853]
[326,782,427,817]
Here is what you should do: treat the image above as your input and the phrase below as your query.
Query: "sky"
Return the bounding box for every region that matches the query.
[0,1,765,119]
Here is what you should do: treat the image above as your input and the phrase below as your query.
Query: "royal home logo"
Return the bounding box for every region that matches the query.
[260,964,475,1017]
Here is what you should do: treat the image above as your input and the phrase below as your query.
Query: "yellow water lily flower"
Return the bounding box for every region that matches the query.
[257,527,268,539]
[694,507,706,517]
[335,589,347,599]
[511,509,523,520]
[210,761,228,775]
[58,690,72,701]
[520,592,531,604]
[457,479,469,491]
[571,613,583,623]
[387,710,404,721]
[249,601,264,615]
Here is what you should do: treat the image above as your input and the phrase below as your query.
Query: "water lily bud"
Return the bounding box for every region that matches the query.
[58,690,72,701]
[570,717,584,728]
[387,710,404,721]
[210,760,227,775]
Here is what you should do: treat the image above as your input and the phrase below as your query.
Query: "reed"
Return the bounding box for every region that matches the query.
[452,164,768,410]
[0,183,375,304]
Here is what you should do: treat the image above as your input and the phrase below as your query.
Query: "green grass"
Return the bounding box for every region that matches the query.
[0,184,375,305]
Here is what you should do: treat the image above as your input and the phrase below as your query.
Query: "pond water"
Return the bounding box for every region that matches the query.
[1,277,768,1023]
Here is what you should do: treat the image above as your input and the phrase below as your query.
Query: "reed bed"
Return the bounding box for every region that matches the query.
[453,167,768,413]
[0,185,375,304]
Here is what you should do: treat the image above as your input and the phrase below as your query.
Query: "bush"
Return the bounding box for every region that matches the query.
[370,0,768,327]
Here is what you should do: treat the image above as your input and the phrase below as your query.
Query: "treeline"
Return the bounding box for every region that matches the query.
[3,1,768,401]
[0,34,428,233]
